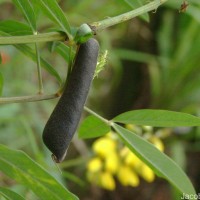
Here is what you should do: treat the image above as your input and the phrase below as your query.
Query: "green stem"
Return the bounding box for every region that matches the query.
[0,32,66,45]
[84,106,111,125]
[0,1,167,45]
[0,93,60,104]
[35,42,43,94]
[0,0,168,105]
[90,0,167,32]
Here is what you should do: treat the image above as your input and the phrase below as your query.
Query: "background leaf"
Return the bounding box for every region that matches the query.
[12,0,37,32]
[113,109,200,127]
[31,0,72,39]
[113,124,196,196]
[0,187,25,200]
[113,48,156,63]
[0,20,32,35]
[0,144,78,200]
[0,72,3,96]
[50,42,75,63]
[78,115,110,139]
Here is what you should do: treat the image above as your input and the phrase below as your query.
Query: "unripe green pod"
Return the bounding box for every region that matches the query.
[74,23,93,44]
[43,38,99,163]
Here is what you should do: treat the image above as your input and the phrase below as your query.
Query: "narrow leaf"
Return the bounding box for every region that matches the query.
[0,144,78,200]
[54,42,75,63]
[12,0,37,32]
[32,0,72,39]
[113,48,155,63]
[113,123,196,196]
[0,72,3,96]
[113,109,200,127]
[0,187,25,200]
[0,20,32,35]
[79,115,110,139]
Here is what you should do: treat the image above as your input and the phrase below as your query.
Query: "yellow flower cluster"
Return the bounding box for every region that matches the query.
[87,125,165,191]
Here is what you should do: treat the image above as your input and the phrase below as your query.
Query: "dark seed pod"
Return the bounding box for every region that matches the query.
[43,38,99,163]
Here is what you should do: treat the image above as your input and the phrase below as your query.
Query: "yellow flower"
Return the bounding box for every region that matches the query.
[139,164,155,183]
[125,151,143,169]
[87,157,102,173]
[150,136,164,152]
[155,128,171,138]
[117,165,140,187]
[100,171,116,190]
[92,137,116,157]
[105,152,119,174]
[142,126,153,132]
[125,124,142,134]
[125,124,136,131]
[87,171,98,183]
[121,147,155,183]
[120,147,129,157]
[87,129,164,190]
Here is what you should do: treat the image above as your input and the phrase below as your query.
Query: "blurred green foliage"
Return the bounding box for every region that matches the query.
[0,0,200,199]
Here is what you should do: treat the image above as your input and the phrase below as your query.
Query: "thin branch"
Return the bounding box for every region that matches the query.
[90,0,167,32]
[35,42,44,94]
[0,0,167,45]
[0,1,167,45]
[0,0,168,105]
[84,106,111,125]
[0,32,66,45]
[0,93,60,104]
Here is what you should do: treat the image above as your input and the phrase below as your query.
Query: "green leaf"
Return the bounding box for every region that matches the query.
[0,144,78,200]
[32,0,72,40]
[0,187,25,200]
[113,109,200,127]
[0,72,3,96]
[113,48,156,63]
[54,42,75,63]
[12,0,37,32]
[79,115,110,139]
[0,20,32,35]
[113,123,196,196]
